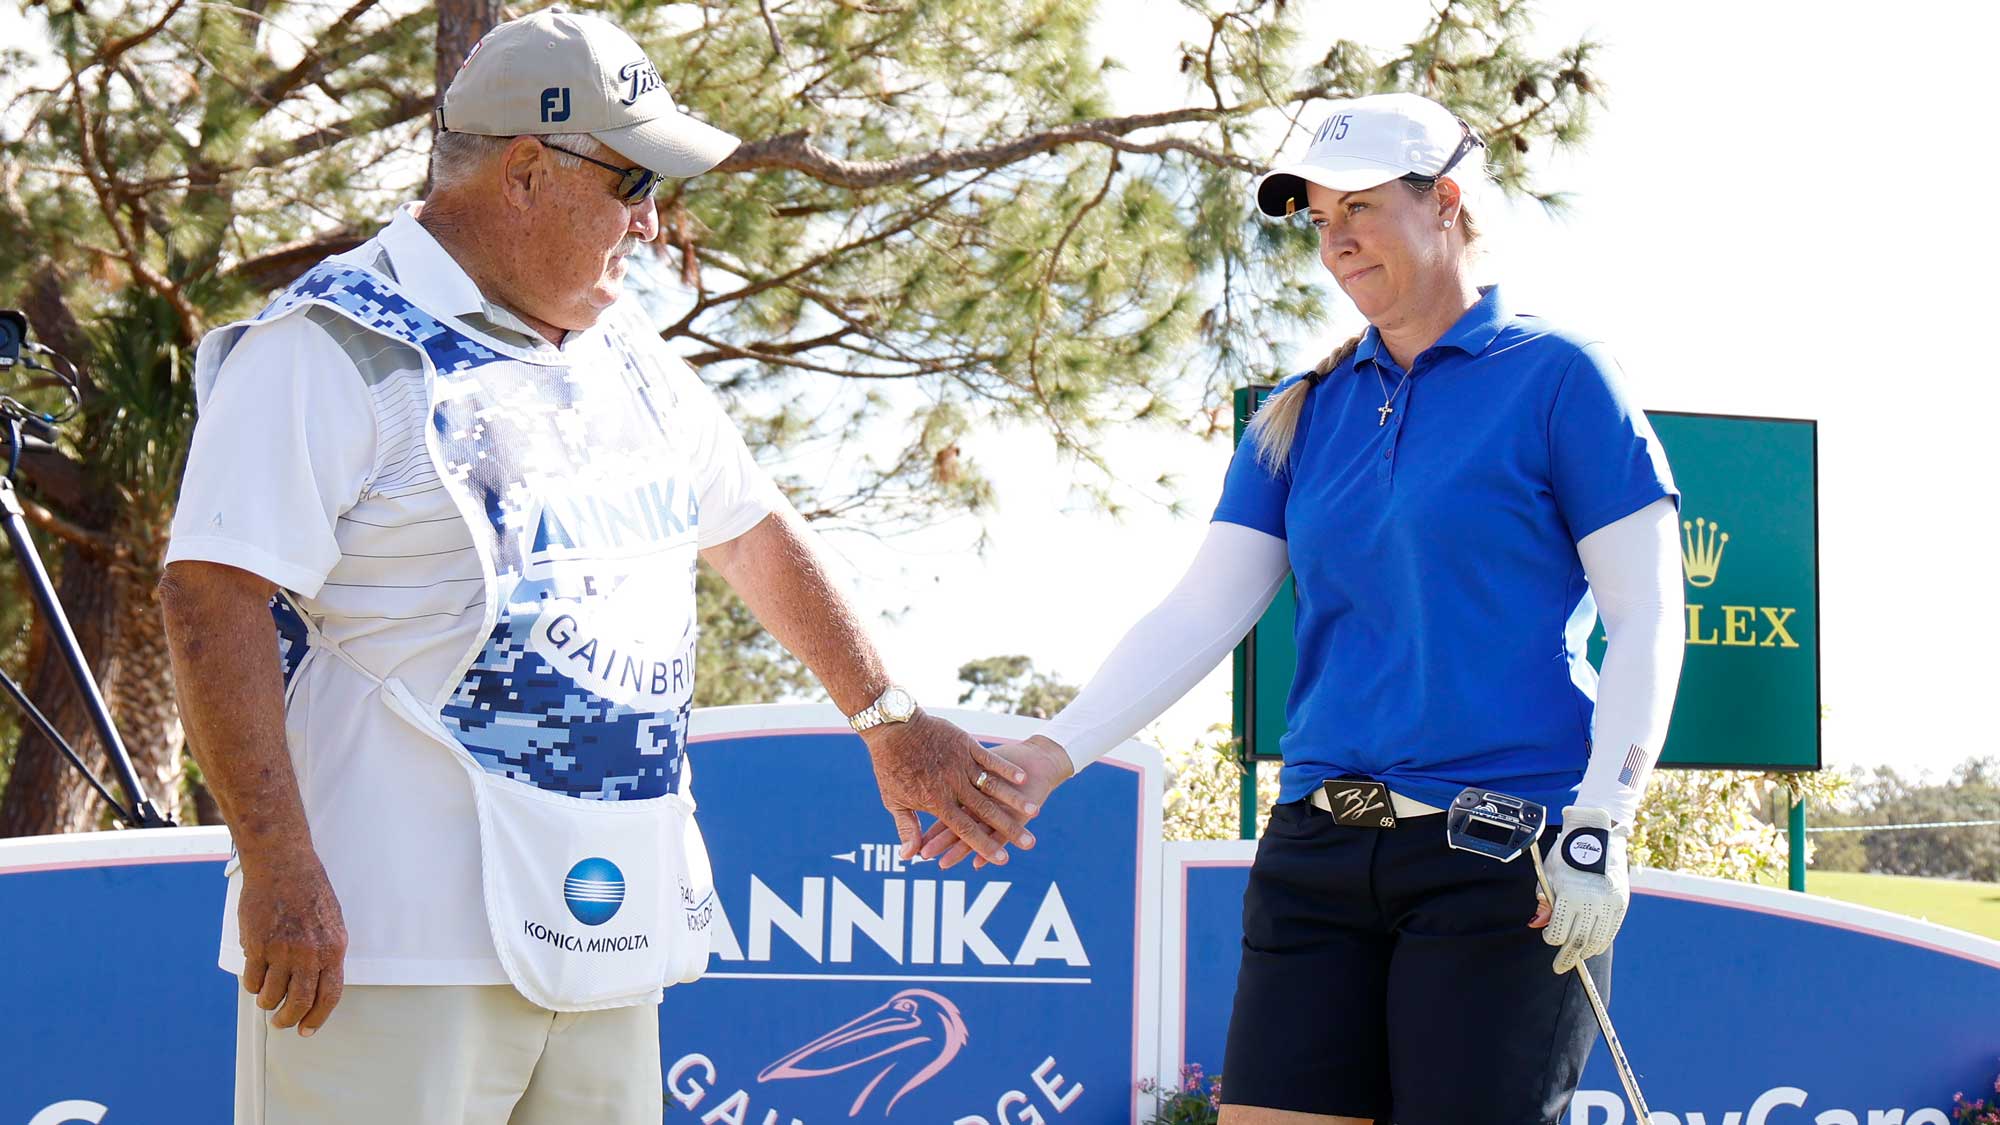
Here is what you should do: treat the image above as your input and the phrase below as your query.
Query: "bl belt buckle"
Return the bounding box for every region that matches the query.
[1320,778,1397,829]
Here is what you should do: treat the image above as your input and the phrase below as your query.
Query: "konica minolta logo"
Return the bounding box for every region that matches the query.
[564,857,626,926]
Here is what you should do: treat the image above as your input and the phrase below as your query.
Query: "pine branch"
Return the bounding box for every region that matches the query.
[757,0,786,60]
[67,78,203,340]
[244,88,432,168]
[1027,155,1121,438]
[97,0,190,70]
[664,174,975,335]
[1078,130,1258,172]
[221,230,370,291]
[1200,13,1228,113]
[1422,0,1459,91]
[9,443,90,516]
[681,326,852,367]
[251,3,429,109]
[12,489,122,561]
[682,333,929,377]
[712,80,1339,189]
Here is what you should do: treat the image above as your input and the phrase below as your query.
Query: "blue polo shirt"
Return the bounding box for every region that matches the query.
[1215,286,1676,815]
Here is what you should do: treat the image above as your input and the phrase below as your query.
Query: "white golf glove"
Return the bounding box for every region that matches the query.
[1543,805,1627,974]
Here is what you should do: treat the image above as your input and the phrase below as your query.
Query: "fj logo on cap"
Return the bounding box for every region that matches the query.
[540,86,571,123]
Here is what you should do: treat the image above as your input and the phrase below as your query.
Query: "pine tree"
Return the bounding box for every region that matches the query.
[0,0,1603,833]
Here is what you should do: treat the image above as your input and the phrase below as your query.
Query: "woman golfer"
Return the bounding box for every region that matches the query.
[925,92,1685,1124]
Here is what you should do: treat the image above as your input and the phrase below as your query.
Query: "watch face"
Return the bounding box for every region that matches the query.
[881,687,917,721]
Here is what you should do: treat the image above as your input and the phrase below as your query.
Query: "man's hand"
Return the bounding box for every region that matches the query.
[238,852,348,1036]
[864,712,1040,865]
[1542,805,1628,973]
[699,516,1040,863]
[917,734,1075,870]
[160,560,344,1034]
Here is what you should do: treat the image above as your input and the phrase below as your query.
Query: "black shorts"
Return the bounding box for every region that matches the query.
[1221,798,1608,1124]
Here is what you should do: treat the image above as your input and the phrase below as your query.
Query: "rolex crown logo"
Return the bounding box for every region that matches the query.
[1681,517,1728,588]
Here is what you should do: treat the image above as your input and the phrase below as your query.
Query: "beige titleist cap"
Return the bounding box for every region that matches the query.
[439,8,740,178]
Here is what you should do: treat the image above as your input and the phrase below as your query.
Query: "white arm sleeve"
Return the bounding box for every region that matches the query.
[1573,498,1685,828]
[1036,520,1291,773]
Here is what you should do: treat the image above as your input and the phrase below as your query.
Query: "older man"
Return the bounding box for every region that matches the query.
[157,10,1034,1123]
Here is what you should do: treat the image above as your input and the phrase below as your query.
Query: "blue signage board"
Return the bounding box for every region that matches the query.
[13,721,1997,1125]
[666,706,1163,1125]
[1160,843,2000,1125]
[0,706,1162,1125]
[0,829,235,1125]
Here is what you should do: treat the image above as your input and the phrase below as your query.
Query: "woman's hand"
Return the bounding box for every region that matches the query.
[864,712,1035,865]
[916,735,1075,870]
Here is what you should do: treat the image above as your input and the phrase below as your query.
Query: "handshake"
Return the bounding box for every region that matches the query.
[857,714,1076,870]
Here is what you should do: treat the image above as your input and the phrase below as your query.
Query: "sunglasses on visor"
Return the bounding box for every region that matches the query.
[1400,117,1486,190]
[540,140,662,203]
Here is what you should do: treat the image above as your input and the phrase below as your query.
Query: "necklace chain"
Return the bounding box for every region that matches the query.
[1373,363,1412,427]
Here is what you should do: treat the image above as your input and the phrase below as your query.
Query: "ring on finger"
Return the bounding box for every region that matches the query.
[973,770,989,792]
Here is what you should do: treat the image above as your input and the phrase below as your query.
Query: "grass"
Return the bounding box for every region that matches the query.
[1799,870,2000,942]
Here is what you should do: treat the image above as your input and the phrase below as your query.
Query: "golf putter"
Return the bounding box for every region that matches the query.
[1446,787,1652,1123]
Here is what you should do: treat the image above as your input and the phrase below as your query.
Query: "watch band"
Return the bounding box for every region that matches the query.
[848,703,882,733]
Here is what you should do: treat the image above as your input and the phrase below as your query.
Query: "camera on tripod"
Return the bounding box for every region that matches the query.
[0,309,27,367]
[0,310,68,444]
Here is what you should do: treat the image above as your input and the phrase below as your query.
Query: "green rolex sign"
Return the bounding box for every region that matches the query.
[1231,394,1821,772]
[1630,411,1820,770]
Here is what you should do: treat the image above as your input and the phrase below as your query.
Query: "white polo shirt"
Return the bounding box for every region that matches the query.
[166,205,781,984]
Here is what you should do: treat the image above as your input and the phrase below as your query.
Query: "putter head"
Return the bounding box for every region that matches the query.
[1445,787,1546,863]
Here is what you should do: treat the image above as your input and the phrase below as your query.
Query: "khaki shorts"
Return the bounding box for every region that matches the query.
[235,982,661,1125]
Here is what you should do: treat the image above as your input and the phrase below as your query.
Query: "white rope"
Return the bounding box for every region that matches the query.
[1795,818,2000,834]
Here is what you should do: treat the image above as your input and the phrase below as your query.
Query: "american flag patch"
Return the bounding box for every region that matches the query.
[1618,744,1649,787]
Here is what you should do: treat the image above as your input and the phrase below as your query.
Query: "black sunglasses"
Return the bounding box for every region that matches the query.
[540,140,662,204]
[1400,117,1486,191]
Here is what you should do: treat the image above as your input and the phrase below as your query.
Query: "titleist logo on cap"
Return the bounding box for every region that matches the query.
[618,59,663,107]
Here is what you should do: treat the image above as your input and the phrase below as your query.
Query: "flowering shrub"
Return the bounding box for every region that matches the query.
[1954,1061,2000,1124]
[1161,726,1277,842]
[1139,1065,1222,1125]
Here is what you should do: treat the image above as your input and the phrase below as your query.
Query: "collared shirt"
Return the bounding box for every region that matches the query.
[166,204,782,984]
[1213,286,1677,814]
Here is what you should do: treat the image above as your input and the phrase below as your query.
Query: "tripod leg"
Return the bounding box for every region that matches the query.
[0,477,171,828]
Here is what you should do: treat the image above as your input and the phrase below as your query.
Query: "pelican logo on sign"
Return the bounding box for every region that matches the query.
[564,857,625,926]
[757,989,969,1116]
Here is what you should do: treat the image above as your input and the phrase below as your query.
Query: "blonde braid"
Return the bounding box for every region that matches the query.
[1246,332,1366,474]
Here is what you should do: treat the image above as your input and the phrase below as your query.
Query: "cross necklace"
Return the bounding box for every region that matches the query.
[1374,363,1412,427]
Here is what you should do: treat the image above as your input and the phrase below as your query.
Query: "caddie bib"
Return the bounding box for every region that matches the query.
[196,260,720,1010]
